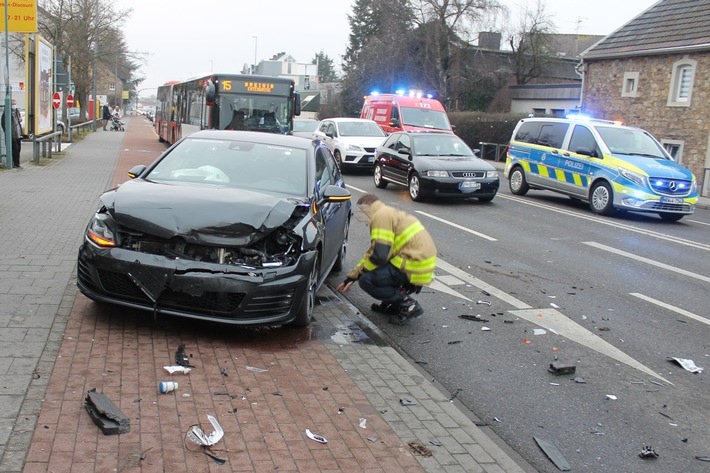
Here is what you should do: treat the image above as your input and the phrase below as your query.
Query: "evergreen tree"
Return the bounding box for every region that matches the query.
[313,52,339,82]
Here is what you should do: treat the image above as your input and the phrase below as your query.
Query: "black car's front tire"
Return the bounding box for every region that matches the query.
[289,256,320,326]
[374,164,388,188]
[408,172,427,202]
[331,218,349,273]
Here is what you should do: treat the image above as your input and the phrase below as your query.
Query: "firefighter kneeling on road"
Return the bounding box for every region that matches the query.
[336,194,437,325]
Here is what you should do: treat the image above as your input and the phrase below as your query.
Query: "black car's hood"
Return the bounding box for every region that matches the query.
[101,179,308,246]
[415,155,495,171]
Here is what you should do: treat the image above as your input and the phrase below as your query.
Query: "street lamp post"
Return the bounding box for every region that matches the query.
[251,36,258,74]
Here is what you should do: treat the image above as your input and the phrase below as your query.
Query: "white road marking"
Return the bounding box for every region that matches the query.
[436,260,530,309]
[630,293,710,327]
[687,219,710,226]
[345,184,368,194]
[435,275,466,286]
[428,280,472,301]
[583,241,710,284]
[415,211,498,241]
[500,194,710,251]
[509,308,671,384]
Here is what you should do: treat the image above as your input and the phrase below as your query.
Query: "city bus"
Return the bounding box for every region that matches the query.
[154,73,301,144]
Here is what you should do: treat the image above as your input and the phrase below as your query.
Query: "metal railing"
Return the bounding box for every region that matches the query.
[32,131,63,163]
[478,142,508,162]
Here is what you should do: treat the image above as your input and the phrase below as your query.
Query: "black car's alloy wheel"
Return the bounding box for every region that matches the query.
[374,164,388,188]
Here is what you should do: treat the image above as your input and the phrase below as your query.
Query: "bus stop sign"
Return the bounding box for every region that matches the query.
[66,94,74,108]
[52,92,61,109]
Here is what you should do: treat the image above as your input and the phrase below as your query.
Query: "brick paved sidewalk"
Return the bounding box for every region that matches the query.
[5,118,531,473]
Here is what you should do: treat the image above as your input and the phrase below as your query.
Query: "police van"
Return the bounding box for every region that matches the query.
[361,92,454,135]
[504,116,698,221]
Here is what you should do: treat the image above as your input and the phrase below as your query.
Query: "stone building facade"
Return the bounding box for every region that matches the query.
[579,0,710,197]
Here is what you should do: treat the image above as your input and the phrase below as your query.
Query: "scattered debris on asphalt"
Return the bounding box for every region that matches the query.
[476,300,491,306]
[550,303,560,309]
[367,436,378,443]
[84,388,130,435]
[449,388,462,402]
[272,391,283,396]
[400,398,416,406]
[359,418,367,429]
[696,456,710,462]
[429,439,443,446]
[548,361,576,376]
[533,328,547,335]
[669,357,703,373]
[590,427,604,435]
[606,394,618,400]
[573,376,586,384]
[481,327,491,331]
[175,344,191,367]
[639,445,659,459]
[246,366,268,373]
[448,340,462,345]
[305,429,327,443]
[534,436,571,471]
[407,441,433,457]
[187,415,224,447]
[220,367,228,377]
[459,314,488,322]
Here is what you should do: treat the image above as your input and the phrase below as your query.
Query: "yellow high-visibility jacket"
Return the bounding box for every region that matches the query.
[347,201,437,285]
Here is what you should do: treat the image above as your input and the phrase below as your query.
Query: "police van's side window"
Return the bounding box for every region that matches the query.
[568,125,600,157]
[538,123,568,149]
[514,122,542,143]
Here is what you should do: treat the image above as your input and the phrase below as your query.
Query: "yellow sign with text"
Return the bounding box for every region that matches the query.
[0,1,38,33]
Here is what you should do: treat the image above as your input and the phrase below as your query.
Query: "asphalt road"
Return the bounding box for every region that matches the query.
[326,170,710,473]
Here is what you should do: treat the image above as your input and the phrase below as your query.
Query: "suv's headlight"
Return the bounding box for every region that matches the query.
[425,170,449,177]
[86,213,116,247]
[345,144,363,152]
[619,167,646,187]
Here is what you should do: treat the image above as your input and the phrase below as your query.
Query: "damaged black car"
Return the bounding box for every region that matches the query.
[77,130,352,326]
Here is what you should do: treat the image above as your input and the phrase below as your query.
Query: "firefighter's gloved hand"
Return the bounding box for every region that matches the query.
[404,282,422,294]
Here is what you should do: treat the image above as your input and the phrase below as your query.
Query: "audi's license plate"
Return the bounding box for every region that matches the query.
[661,196,683,204]
[460,181,481,190]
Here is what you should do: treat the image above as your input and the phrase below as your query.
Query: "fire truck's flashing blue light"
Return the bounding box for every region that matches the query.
[395,89,406,96]
[426,93,433,99]
[369,91,380,96]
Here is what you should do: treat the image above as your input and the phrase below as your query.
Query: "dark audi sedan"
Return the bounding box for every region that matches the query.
[373,131,499,202]
[78,130,351,326]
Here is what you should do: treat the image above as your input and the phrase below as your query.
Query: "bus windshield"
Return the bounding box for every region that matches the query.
[219,94,291,134]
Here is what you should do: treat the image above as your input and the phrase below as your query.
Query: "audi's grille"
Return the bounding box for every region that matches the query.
[451,171,485,179]
[648,178,692,196]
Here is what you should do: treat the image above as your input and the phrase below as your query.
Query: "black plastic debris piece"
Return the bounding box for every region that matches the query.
[448,340,462,345]
[272,391,283,396]
[175,344,191,367]
[449,388,463,401]
[534,436,571,471]
[504,320,515,324]
[639,446,659,459]
[221,367,228,377]
[459,314,489,322]
[429,439,443,446]
[548,361,576,375]
[400,398,416,406]
[85,388,130,435]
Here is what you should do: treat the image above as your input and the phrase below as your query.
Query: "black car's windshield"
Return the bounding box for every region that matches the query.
[412,135,474,157]
[595,125,668,159]
[148,138,308,195]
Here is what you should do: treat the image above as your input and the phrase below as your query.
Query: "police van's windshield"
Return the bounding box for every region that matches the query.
[594,126,668,159]
[400,107,452,131]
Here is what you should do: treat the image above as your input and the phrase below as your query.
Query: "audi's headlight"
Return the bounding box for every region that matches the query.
[486,170,499,178]
[619,168,646,187]
[86,213,116,247]
[345,144,363,152]
[425,170,449,177]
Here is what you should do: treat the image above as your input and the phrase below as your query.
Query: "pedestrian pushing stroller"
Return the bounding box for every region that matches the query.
[110,115,125,131]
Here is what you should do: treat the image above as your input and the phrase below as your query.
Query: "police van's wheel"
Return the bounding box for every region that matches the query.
[374,164,388,188]
[409,172,427,202]
[509,167,529,195]
[590,181,615,216]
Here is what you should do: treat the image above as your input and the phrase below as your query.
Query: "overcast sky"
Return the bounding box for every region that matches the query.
[118,0,659,96]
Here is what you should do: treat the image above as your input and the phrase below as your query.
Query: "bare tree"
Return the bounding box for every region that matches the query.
[38,0,133,118]
[506,0,556,84]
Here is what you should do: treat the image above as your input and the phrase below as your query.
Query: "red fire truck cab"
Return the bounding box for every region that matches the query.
[361,92,454,134]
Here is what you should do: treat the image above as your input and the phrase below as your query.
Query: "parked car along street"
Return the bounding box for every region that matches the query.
[292,117,319,138]
[313,117,387,171]
[373,131,500,202]
[77,130,352,326]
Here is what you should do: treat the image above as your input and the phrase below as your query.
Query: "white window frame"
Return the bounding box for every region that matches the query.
[621,72,639,98]
[661,139,684,164]
[667,58,696,107]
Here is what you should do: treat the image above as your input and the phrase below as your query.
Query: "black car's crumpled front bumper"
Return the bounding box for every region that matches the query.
[77,241,317,325]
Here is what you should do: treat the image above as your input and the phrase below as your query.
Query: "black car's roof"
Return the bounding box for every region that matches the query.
[185,130,315,148]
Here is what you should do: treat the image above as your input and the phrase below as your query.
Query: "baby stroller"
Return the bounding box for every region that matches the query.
[110,115,125,131]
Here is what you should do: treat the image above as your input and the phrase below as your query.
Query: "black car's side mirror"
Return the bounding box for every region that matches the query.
[127,165,146,179]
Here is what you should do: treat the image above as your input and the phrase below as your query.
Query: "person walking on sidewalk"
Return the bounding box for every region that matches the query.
[336,193,437,325]
[101,104,111,130]
[2,99,24,169]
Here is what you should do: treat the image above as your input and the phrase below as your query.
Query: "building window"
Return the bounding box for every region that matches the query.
[621,72,639,98]
[532,108,546,116]
[661,139,684,164]
[551,109,565,117]
[668,58,696,107]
